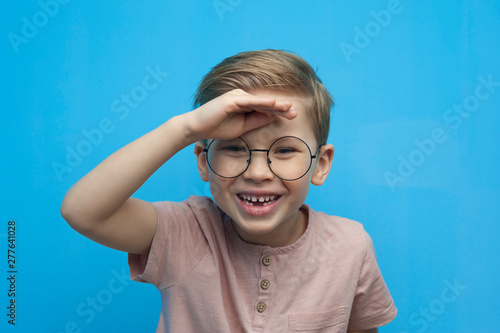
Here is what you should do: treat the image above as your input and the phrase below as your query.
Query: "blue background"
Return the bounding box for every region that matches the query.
[2,0,499,332]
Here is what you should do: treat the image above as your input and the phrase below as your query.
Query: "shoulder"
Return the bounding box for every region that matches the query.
[152,196,225,243]
[152,195,219,220]
[306,205,371,257]
[308,205,367,239]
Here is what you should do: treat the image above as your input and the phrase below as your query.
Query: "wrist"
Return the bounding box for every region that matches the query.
[175,110,204,144]
[166,112,201,148]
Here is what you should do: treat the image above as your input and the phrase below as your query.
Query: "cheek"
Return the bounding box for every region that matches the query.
[286,180,311,202]
[209,179,223,200]
[209,176,232,201]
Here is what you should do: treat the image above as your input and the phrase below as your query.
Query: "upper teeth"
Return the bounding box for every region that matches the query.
[240,194,276,202]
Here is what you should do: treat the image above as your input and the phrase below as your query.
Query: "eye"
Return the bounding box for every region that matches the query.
[218,144,248,158]
[274,147,297,155]
[223,145,247,152]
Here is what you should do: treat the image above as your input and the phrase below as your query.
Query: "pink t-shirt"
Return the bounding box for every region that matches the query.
[129,196,396,332]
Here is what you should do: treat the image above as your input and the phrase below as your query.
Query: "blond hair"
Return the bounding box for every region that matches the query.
[193,49,333,145]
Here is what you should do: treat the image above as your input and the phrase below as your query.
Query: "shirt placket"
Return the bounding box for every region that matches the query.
[251,251,274,331]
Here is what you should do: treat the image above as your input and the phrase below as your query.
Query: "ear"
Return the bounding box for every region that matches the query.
[194,141,209,182]
[311,144,334,186]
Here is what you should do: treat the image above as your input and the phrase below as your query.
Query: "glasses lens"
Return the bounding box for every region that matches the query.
[268,137,312,181]
[206,138,249,178]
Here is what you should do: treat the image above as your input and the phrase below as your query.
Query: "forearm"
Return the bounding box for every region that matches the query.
[61,114,195,228]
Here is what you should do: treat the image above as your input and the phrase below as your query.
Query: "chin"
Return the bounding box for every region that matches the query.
[236,215,288,239]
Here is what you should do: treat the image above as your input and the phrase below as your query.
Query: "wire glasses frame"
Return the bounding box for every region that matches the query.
[203,136,322,181]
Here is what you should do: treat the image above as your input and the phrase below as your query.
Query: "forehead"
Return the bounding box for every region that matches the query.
[242,90,316,146]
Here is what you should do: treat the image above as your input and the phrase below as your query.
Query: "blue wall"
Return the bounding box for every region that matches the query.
[2,1,499,332]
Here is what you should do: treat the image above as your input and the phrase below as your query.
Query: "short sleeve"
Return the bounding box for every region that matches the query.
[128,196,211,290]
[347,232,397,330]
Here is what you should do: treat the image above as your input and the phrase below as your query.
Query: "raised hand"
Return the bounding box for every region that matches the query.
[185,89,297,142]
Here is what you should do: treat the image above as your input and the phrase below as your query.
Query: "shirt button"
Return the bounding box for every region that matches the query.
[256,302,266,313]
[260,279,270,290]
[262,256,272,266]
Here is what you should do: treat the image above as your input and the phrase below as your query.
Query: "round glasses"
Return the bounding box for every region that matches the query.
[203,136,320,181]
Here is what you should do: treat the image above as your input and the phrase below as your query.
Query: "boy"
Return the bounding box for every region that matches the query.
[61,49,397,332]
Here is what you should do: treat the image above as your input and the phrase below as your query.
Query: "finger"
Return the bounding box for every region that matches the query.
[240,111,275,134]
[251,106,297,120]
[227,89,294,112]
[269,101,297,119]
[251,101,297,120]
[233,95,278,110]
[233,96,296,119]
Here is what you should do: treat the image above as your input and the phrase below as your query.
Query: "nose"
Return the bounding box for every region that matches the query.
[242,152,274,182]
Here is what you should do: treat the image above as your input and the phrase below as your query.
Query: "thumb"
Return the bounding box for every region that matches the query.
[240,111,274,134]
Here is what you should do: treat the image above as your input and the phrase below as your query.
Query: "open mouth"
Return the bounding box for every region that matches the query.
[237,194,280,206]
